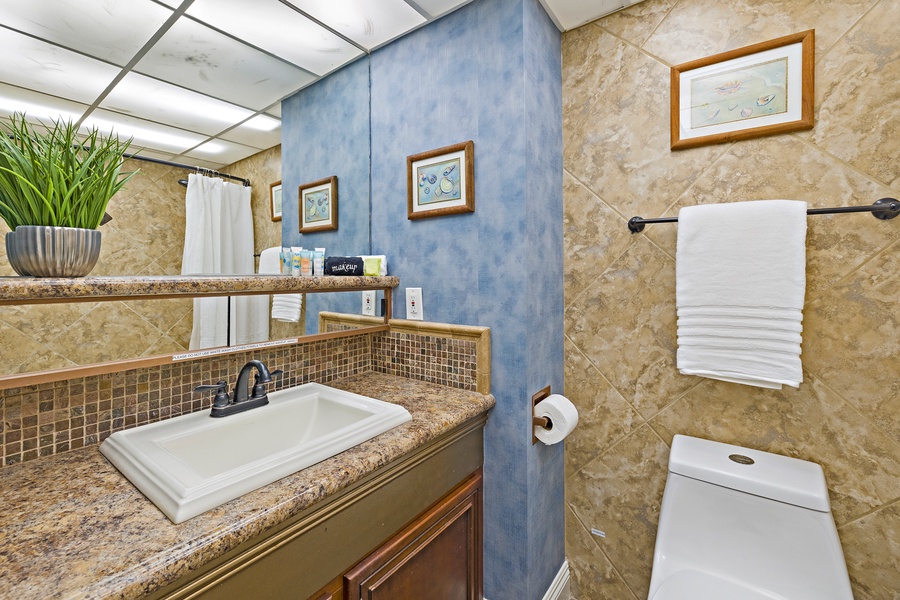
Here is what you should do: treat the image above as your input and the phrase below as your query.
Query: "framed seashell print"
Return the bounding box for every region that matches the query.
[269,180,282,222]
[407,141,474,219]
[299,176,338,233]
[671,30,814,150]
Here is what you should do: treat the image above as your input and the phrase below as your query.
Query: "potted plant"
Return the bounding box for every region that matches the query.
[0,113,136,277]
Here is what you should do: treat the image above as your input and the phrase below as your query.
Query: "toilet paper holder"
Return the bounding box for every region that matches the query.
[532,386,553,444]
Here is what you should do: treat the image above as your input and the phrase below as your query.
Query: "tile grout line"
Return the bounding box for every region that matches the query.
[565,502,642,600]
[837,494,900,530]
[814,0,883,66]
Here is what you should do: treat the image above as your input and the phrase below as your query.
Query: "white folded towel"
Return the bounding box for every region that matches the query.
[675,200,808,389]
[259,246,303,323]
[359,254,388,276]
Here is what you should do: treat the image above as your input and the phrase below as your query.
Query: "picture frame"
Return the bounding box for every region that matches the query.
[269,180,282,222]
[407,140,474,220]
[299,176,338,233]
[670,30,814,151]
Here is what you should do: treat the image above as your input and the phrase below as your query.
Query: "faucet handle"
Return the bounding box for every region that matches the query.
[194,380,230,408]
[251,370,283,399]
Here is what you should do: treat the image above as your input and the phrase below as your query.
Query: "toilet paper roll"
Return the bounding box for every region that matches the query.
[534,394,579,445]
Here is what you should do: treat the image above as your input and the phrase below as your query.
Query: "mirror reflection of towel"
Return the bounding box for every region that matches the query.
[675,200,808,389]
[259,246,302,323]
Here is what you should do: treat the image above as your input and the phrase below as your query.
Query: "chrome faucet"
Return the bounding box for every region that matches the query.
[194,360,283,418]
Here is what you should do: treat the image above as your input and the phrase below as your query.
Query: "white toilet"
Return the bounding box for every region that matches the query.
[647,435,853,600]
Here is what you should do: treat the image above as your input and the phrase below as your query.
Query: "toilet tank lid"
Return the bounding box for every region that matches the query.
[669,435,830,512]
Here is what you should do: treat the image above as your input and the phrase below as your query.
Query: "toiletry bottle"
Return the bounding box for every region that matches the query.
[314,248,325,276]
[282,247,291,274]
[291,247,302,277]
[300,250,312,277]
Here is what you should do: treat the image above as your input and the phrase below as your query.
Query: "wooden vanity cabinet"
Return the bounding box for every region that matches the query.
[343,470,482,600]
[149,415,486,600]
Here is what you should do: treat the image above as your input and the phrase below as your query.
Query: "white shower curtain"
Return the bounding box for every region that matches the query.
[181,173,268,350]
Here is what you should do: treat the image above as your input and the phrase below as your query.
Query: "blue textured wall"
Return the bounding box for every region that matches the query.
[369,0,563,597]
[281,57,371,331]
[281,0,563,597]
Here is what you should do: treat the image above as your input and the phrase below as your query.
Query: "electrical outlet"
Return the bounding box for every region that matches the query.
[362,291,376,316]
[406,288,423,321]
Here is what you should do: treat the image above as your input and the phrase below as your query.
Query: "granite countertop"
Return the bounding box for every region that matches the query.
[0,274,399,305]
[0,372,494,600]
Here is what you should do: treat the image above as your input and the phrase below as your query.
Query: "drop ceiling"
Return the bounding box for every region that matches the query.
[0,0,640,170]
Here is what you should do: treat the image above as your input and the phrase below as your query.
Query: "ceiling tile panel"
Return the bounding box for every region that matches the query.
[101,72,256,136]
[413,0,474,18]
[182,138,265,166]
[186,0,363,75]
[0,0,174,65]
[0,28,120,104]
[0,82,89,124]
[84,109,208,155]
[218,120,282,150]
[285,0,426,50]
[134,18,316,110]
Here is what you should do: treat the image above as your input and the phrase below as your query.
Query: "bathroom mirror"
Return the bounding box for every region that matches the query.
[0,53,373,379]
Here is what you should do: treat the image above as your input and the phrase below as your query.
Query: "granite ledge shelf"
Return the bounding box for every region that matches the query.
[0,274,399,305]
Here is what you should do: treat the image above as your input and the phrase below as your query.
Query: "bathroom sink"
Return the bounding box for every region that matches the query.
[100,382,412,523]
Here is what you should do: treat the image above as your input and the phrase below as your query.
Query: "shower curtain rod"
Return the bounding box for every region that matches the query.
[124,153,251,187]
[627,198,899,233]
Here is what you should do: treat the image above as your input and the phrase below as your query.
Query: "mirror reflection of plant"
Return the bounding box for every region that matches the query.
[0,113,137,230]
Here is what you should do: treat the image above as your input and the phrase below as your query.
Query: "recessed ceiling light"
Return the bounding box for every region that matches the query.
[82,115,202,151]
[243,115,281,132]
[0,96,81,124]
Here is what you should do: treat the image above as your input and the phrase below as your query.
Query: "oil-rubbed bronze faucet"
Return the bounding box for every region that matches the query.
[194,360,283,418]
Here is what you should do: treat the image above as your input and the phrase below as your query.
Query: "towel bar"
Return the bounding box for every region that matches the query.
[628,198,899,233]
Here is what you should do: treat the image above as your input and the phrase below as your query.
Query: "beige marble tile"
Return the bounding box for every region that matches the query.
[563,171,635,304]
[0,320,46,373]
[839,501,900,600]
[564,338,642,476]
[15,347,77,374]
[565,504,638,600]
[91,222,156,276]
[141,334,187,357]
[642,0,877,67]
[114,177,186,264]
[650,374,900,525]
[567,425,670,598]
[644,135,899,297]
[804,242,900,442]
[124,298,192,334]
[51,302,165,366]
[563,28,728,223]
[596,0,678,48]
[167,311,195,349]
[565,237,698,418]
[562,24,635,148]
[801,0,900,189]
[0,303,94,345]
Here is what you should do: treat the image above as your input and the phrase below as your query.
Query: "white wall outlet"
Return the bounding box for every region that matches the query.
[406,288,423,321]
[362,291,376,316]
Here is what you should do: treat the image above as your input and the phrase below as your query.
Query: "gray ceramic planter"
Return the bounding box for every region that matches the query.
[6,225,101,277]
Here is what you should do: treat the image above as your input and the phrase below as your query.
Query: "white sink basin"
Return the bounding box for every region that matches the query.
[100,382,411,523]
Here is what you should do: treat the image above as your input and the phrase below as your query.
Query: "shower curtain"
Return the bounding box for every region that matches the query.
[181,173,268,350]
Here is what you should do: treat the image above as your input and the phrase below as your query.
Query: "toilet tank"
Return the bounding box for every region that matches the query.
[648,435,853,600]
[668,434,830,511]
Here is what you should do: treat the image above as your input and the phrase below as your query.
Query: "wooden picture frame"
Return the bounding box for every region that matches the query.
[670,30,814,151]
[269,181,282,222]
[407,141,474,220]
[299,176,338,233]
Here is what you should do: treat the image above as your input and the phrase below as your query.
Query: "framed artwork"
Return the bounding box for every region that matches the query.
[299,176,338,233]
[269,181,282,222]
[407,140,474,220]
[670,30,814,151]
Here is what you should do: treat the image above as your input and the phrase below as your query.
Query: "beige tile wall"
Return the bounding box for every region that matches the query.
[0,159,194,375]
[561,1,900,598]
[0,146,293,375]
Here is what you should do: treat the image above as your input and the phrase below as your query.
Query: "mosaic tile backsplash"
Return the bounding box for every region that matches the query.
[0,327,480,468]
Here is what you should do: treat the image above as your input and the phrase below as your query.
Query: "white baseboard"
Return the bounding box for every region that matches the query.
[484,559,570,600]
[543,559,571,600]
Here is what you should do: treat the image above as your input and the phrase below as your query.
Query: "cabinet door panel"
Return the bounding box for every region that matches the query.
[345,471,482,600]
